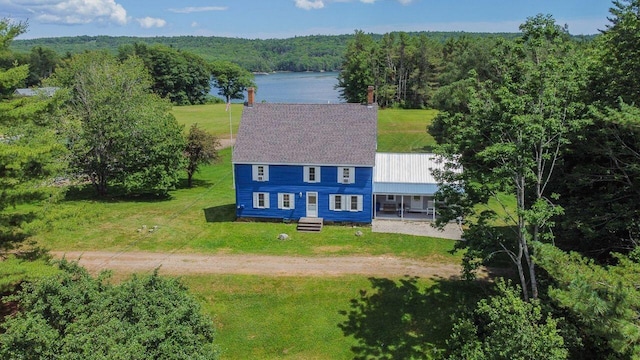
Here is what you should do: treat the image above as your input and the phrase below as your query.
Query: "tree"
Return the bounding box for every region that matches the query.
[430,15,587,300]
[26,46,59,86]
[336,30,376,104]
[0,260,219,359]
[0,19,65,255]
[118,43,211,105]
[551,0,640,260]
[446,279,567,360]
[51,51,185,196]
[536,243,640,358]
[209,60,255,104]
[185,123,220,188]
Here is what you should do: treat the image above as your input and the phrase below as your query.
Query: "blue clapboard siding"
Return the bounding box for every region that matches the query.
[234,164,373,223]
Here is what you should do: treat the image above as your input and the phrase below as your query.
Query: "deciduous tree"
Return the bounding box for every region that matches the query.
[209,60,255,105]
[52,51,185,196]
[446,279,567,360]
[119,43,211,105]
[185,123,220,188]
[431,14,587,300]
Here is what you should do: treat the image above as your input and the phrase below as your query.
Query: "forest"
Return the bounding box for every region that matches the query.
[9,32,532,73]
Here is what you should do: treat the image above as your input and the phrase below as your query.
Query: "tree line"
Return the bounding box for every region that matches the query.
[10,32,535,74]
[418,4,639,359]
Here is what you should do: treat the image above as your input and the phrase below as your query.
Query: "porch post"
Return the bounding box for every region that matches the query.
[401,196,404,220]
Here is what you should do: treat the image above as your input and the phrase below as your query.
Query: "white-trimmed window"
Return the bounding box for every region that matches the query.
[337,167,355,184]
[278,193,295,210]
[253,192,270,209]
[330,195,342,211]
[304,166,321,183]
[329,194,363,212]
[252,165,269,182]
[386,195,395,201]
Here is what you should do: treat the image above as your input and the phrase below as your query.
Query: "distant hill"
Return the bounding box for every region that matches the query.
[11,32,596,73]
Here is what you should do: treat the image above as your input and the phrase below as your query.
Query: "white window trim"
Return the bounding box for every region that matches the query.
[348,195,363,212]
[304,166,321,183]
[329,194,343,211]
[252,165,269,182]
[278,193,295,210]
[329,194,362,212]
[253,192,270,209]
[337,167,355,184]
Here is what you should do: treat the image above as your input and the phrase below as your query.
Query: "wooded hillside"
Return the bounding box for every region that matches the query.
[10,32,545,73]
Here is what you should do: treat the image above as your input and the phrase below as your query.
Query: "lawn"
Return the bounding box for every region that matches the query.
[25,104,480,359]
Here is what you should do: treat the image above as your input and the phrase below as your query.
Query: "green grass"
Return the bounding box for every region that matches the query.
[172,104,439,153]
[171,103,243,137]
[20,105,476,359]
[31,147,459,261]
[181,274,487,360]
[377,108,439,152]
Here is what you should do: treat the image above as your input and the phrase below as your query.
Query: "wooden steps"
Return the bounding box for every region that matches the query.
[297,217,323,232]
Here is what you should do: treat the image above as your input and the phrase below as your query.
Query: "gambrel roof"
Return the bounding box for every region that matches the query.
[233,103,378,166]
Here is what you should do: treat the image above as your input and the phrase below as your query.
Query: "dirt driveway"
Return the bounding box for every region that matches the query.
[51,251,468,279]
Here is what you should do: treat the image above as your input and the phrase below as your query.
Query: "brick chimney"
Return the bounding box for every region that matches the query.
[247,87,255,107]
[367,86,374,106]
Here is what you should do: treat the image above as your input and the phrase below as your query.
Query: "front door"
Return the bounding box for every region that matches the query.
[411,195,423,210]
[306,192,318,217]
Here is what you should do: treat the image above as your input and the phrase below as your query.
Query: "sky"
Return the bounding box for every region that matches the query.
[1,0,614,40]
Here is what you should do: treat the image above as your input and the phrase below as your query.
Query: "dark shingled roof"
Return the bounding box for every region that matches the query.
[233,103,378,166]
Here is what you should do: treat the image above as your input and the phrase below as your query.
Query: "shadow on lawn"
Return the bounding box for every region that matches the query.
[203,204,236,223]
[64,185,173,203]
[339,276,490,359]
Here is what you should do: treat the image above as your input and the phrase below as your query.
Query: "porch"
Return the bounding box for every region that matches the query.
[374,194,437,221]
[373,152,447,222]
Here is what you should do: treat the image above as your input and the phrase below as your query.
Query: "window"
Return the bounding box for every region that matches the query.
[350,196,359,211]
[337,167,355,184]
[329,194,363,212]
[278,193,295,210]
[386,195,395,201]
[333,195,342,210]
[253,192,270,209]
[252,165,269,181]
[304,166,321,183]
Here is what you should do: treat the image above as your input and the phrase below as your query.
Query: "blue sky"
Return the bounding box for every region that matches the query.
[2,0,614,40]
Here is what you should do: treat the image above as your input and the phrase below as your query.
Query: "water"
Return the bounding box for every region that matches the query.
[212,71,343,104]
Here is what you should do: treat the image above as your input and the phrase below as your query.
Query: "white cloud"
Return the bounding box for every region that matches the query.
[168,6,228,14]
[136,17,166,29]
[295,0,324,10]
[191,21,199,28]
[1,0,128,25]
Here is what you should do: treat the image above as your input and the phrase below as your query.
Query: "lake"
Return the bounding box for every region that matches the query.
[212,71,343,104]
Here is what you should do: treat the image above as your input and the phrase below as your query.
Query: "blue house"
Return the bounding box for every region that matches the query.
[232,87,378,224]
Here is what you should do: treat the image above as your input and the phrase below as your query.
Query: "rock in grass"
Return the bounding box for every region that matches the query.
[278,233,289,241]
[355,230,363,237]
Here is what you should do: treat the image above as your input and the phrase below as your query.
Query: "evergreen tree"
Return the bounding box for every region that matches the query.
[0,19,65,254]
[0,260,219,359]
